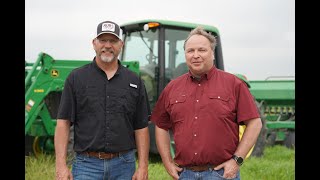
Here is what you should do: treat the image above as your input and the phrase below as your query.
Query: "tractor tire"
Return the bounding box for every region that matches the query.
[284,131,295,149]
[32,136,44,157]
[250,100,267,157]
[266,131,277,146]
[148,123,159,154]
[25,135,35,156]
[148,122,176,157]
[29,126,75,163]
[45,92,61,119]
[32,136,55,157]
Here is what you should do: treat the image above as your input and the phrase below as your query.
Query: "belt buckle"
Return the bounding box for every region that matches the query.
[195,166,206,172]
[98,152,103,159]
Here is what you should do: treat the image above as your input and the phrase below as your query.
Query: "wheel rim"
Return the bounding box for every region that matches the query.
[32,136,43,157]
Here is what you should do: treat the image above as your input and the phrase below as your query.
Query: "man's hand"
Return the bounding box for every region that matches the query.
[214,159,239,179]
[132,166,148,180]
[163,162,183,180]
[56,166,73,180]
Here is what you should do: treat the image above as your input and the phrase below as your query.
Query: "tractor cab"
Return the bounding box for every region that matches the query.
[120,20,224,110]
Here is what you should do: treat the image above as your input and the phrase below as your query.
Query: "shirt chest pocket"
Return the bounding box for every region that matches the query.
[203,94,231,114]
[77,85,99,97]
[168,95,187,121]
[208,94,229,102]
[107,88,138,114]
[124,89,139,113]
[76,85,101,113]
[107,89,127,113]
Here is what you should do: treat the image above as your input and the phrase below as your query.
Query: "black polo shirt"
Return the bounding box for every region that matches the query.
[57,58,149,153]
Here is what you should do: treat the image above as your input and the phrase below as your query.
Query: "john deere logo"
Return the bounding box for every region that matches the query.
[51,69,59,77]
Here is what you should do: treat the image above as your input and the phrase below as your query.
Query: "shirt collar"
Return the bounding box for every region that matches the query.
[92,57,123,75]
[188,66,217,81]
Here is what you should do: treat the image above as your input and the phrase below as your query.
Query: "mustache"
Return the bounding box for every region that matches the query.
[101,48,114,54]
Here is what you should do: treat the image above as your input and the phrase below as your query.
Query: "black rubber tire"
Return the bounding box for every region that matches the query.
[266,131,277,146]
[284,131,295,149]
[25,135,35,156]
[148,123,159,154]
[44,92,62,119]
[148,122,176,157]
[250,100,267,157]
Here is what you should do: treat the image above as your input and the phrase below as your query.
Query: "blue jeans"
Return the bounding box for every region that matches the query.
[72,150,136,180]
[179,168,240,180]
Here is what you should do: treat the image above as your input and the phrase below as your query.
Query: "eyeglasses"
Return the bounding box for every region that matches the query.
[96,38,120,45]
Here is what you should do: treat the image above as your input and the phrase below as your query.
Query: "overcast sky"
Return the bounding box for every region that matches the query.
[25,0,295,80]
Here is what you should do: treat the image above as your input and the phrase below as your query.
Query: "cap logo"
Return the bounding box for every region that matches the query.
[102,23,115,32]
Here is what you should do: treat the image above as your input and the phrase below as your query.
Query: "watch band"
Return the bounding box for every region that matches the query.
[232,154,244,166]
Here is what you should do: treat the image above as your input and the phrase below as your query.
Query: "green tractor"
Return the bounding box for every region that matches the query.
[25,19,295,158]
[249,77,295,149]
[25,54,139,156]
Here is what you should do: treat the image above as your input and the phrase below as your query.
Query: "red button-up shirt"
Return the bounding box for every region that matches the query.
[151,66,260,166]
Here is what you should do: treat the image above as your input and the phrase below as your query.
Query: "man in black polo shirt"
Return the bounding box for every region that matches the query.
[54,20,150,180]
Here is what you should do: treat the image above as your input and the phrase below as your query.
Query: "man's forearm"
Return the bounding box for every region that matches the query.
[155,125,173,164]
[54,119,70,165]
[135,127,150,168]
[235,118,262,158]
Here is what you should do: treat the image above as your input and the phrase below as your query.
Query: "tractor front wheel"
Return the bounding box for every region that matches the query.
[284,131,295,148]
[32,136,45,157]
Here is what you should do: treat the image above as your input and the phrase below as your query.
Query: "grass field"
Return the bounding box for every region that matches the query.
[25,145,294,180]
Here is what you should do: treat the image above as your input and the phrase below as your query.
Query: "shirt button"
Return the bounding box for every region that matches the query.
[198,84,201,86]
[194,152,197,155]
[195,117,198,119]
[196,100,199,102]
[107,111,110,113]
[194,134,197,137]
[218,96,220,99]
[107,96,109,98]
[175,100,178,103]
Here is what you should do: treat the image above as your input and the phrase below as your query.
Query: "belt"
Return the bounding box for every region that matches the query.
[182,165,216,172]
[81,150,130,160]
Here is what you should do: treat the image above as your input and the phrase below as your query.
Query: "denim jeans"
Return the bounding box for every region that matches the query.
[72,150,136,180]
[178,168,240,180]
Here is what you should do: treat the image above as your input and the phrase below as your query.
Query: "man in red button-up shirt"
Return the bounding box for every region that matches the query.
[150,27,262,180]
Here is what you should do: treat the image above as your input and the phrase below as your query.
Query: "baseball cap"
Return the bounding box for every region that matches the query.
[95,21,122,40]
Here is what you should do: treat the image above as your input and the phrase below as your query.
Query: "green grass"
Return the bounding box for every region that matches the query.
[241,145,295,180]
[25,154,56,180]
[25,145,294,180]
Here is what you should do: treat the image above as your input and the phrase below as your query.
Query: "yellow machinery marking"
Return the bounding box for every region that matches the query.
[34,89,44,93]
[51,69,59,77]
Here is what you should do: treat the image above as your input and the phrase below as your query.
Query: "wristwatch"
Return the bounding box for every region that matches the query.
[232,155,244,166]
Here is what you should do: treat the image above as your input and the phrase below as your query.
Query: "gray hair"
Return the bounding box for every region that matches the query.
[183,26,217,51]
